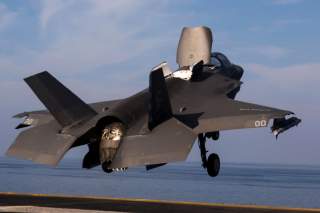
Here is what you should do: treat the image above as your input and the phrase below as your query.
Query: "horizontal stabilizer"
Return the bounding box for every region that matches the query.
[6,120,76,166]
[24,71,97,127]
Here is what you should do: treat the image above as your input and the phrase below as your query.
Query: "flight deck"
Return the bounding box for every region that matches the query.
[0,192,319,213]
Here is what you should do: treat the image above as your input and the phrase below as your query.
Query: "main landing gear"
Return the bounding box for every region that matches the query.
[198,133,220,177]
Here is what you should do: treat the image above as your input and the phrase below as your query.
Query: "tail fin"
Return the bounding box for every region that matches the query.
[24,71,97,127]
[148,68,173,130]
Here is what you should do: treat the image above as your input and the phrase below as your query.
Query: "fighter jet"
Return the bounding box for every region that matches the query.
[6,26,301,177]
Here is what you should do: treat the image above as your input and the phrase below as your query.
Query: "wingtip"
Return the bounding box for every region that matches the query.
[24,71,50,82]
[12,112,28,119]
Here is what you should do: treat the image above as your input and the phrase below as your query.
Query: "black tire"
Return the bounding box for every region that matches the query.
[207,153,220,177]
[205,131,219,141]
[101,161,113,173]
[212,132,219,140]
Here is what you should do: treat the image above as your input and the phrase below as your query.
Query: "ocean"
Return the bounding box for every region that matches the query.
[1,157,320,208]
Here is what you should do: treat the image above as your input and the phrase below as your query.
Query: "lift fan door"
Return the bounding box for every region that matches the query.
[176,26,213,67]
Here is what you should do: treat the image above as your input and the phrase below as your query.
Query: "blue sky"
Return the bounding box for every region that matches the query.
[0,0,319,165]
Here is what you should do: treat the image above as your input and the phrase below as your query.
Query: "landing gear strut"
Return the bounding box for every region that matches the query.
[198,133,220,177]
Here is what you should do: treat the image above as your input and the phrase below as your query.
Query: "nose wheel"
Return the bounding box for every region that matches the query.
[198,133,220,177]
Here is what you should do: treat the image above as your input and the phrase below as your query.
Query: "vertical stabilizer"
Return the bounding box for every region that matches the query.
[24,71,97,127]
[148,68,173,130]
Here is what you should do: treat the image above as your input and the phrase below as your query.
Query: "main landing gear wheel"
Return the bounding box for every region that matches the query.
[207,153,220,177]
[205,131,219,141]
[102,162,113,173]
[198,133,221,177]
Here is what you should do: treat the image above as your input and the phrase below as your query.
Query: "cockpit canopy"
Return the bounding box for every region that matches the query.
[210,52,231,68]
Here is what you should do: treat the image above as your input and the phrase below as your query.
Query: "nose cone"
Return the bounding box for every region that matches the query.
[176,26,213,67]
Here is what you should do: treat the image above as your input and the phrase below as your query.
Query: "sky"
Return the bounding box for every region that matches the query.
[0,0,319,166]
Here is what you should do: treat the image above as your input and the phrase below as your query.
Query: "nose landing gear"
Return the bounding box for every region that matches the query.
[198,133,220,177]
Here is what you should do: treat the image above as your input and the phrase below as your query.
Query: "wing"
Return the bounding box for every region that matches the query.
[110,118,196,169]
[193,97,293,134]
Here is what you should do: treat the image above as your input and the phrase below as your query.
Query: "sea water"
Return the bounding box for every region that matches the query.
[1,157,320,208]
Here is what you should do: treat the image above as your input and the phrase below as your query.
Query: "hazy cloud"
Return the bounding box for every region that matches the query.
[0,0,179,77]
[272,0,303,5]
[249,18,306,33]
[246,63,320,87]
[234,45,290,60]
[0,3,16,30]
[40,0,76,30]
